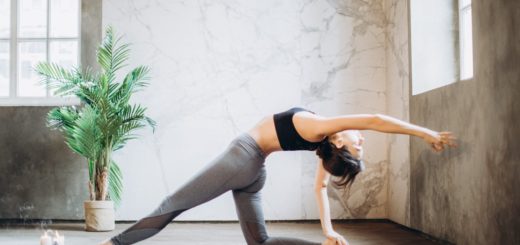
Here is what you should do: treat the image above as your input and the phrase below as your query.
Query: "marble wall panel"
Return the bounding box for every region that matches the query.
[102,0,390,220]
[384,0,410,226]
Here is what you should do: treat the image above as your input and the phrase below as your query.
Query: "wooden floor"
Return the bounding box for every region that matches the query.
[0,221,444,245]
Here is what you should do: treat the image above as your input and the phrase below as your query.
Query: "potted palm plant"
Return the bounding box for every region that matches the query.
[35,27,155,231]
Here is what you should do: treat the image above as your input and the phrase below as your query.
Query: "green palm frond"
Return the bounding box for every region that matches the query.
[78,83,104,108]
[97,26,130,83]
[87,158,96,201]
[108,160,123,208]
[65,67,97,97]
[35,62,81,96]
[65,105,102,159]
[77,66,96,83]
[110,66,150,106]
[145,116,157,132]
[46,106,80,131]
[111,104,149,151]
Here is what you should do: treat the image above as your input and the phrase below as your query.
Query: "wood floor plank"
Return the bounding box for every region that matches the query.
[0,221,444,245]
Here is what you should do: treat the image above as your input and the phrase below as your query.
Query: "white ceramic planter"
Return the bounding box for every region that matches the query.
[84,200,115,231]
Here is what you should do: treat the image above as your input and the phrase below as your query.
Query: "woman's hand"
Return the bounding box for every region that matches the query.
[422,130,457,152]
[323,230,349,245]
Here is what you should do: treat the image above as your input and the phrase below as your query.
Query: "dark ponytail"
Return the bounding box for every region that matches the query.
[316,137,333,159]
[316,138,364,188]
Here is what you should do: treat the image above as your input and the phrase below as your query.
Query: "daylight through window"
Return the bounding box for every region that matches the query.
[459,0,473,80]
[0,0,80,100]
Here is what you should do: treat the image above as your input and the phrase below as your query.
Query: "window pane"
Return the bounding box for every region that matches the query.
[50,0,79,38]
[411,0,458,95]
[0,0,10,38]
[461,9,473,79]
[50,40,78,96]
[460,0,471,9]
[0,41,8,97]
[18,41,47,97]
[19,0,48,38]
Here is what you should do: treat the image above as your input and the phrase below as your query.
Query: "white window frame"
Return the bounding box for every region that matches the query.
[0,0,81,106]
[459,0,473,80]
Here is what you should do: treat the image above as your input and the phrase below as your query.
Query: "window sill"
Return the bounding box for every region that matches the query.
[0,97,81,107]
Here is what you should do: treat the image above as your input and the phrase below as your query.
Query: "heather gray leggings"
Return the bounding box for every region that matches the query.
[111,133,320,245]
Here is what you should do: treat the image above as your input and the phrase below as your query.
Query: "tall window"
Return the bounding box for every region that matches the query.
[0,0,80,104]
[459,0,473,80]
[0,0,9,97]
[410,0,474,95]
[410,0,458,95]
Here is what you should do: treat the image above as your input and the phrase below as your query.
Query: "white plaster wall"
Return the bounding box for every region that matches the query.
[103,0,389,221]
[385,0,411,226]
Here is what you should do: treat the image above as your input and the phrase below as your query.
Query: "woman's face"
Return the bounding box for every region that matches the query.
[329,130,364,160]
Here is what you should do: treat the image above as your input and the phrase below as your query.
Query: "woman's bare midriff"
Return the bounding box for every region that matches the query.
[247,115,282,156]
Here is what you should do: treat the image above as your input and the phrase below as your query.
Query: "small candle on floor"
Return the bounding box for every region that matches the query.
[40,231,52,245]
[53,230,65,245]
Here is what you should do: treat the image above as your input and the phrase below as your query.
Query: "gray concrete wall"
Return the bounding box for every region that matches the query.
[0,0,101,221]
[409,0,520,244]
[0,107,88,220]
[80,0,102,71]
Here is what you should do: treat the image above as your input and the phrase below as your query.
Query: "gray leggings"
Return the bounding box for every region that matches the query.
[111,133,320,245]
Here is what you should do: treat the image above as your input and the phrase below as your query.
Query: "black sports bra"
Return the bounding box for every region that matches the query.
[273,107,325,151]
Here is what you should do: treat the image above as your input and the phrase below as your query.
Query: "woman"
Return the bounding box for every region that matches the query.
[102,107,456,245]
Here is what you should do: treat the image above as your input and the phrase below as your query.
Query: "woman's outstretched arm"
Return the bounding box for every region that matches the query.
[314,159,349,245]
[315,114,456,152]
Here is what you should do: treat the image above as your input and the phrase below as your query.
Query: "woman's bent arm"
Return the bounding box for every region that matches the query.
[314,160,333,234]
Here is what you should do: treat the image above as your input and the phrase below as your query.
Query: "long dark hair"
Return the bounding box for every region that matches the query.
[316,137,364,188]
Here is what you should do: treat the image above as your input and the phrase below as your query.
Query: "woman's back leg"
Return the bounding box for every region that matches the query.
[110,146,262,245]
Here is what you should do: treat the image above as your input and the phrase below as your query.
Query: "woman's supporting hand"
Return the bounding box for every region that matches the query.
[422,130,457,152]
[322,237,339,245]
[324,230,349,245]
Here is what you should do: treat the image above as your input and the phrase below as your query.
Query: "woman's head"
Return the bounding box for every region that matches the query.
[316,130,365,188]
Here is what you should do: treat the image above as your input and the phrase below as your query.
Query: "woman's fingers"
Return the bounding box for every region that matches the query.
[341,238,347,245]
[425,131,457,152]
[432,143,443,152]
[439,131,453,136]
[437,132,458,148]
[431,141,445,152]
[440,132,457,146]
[322,238,334,245]
[337,236,347,245]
